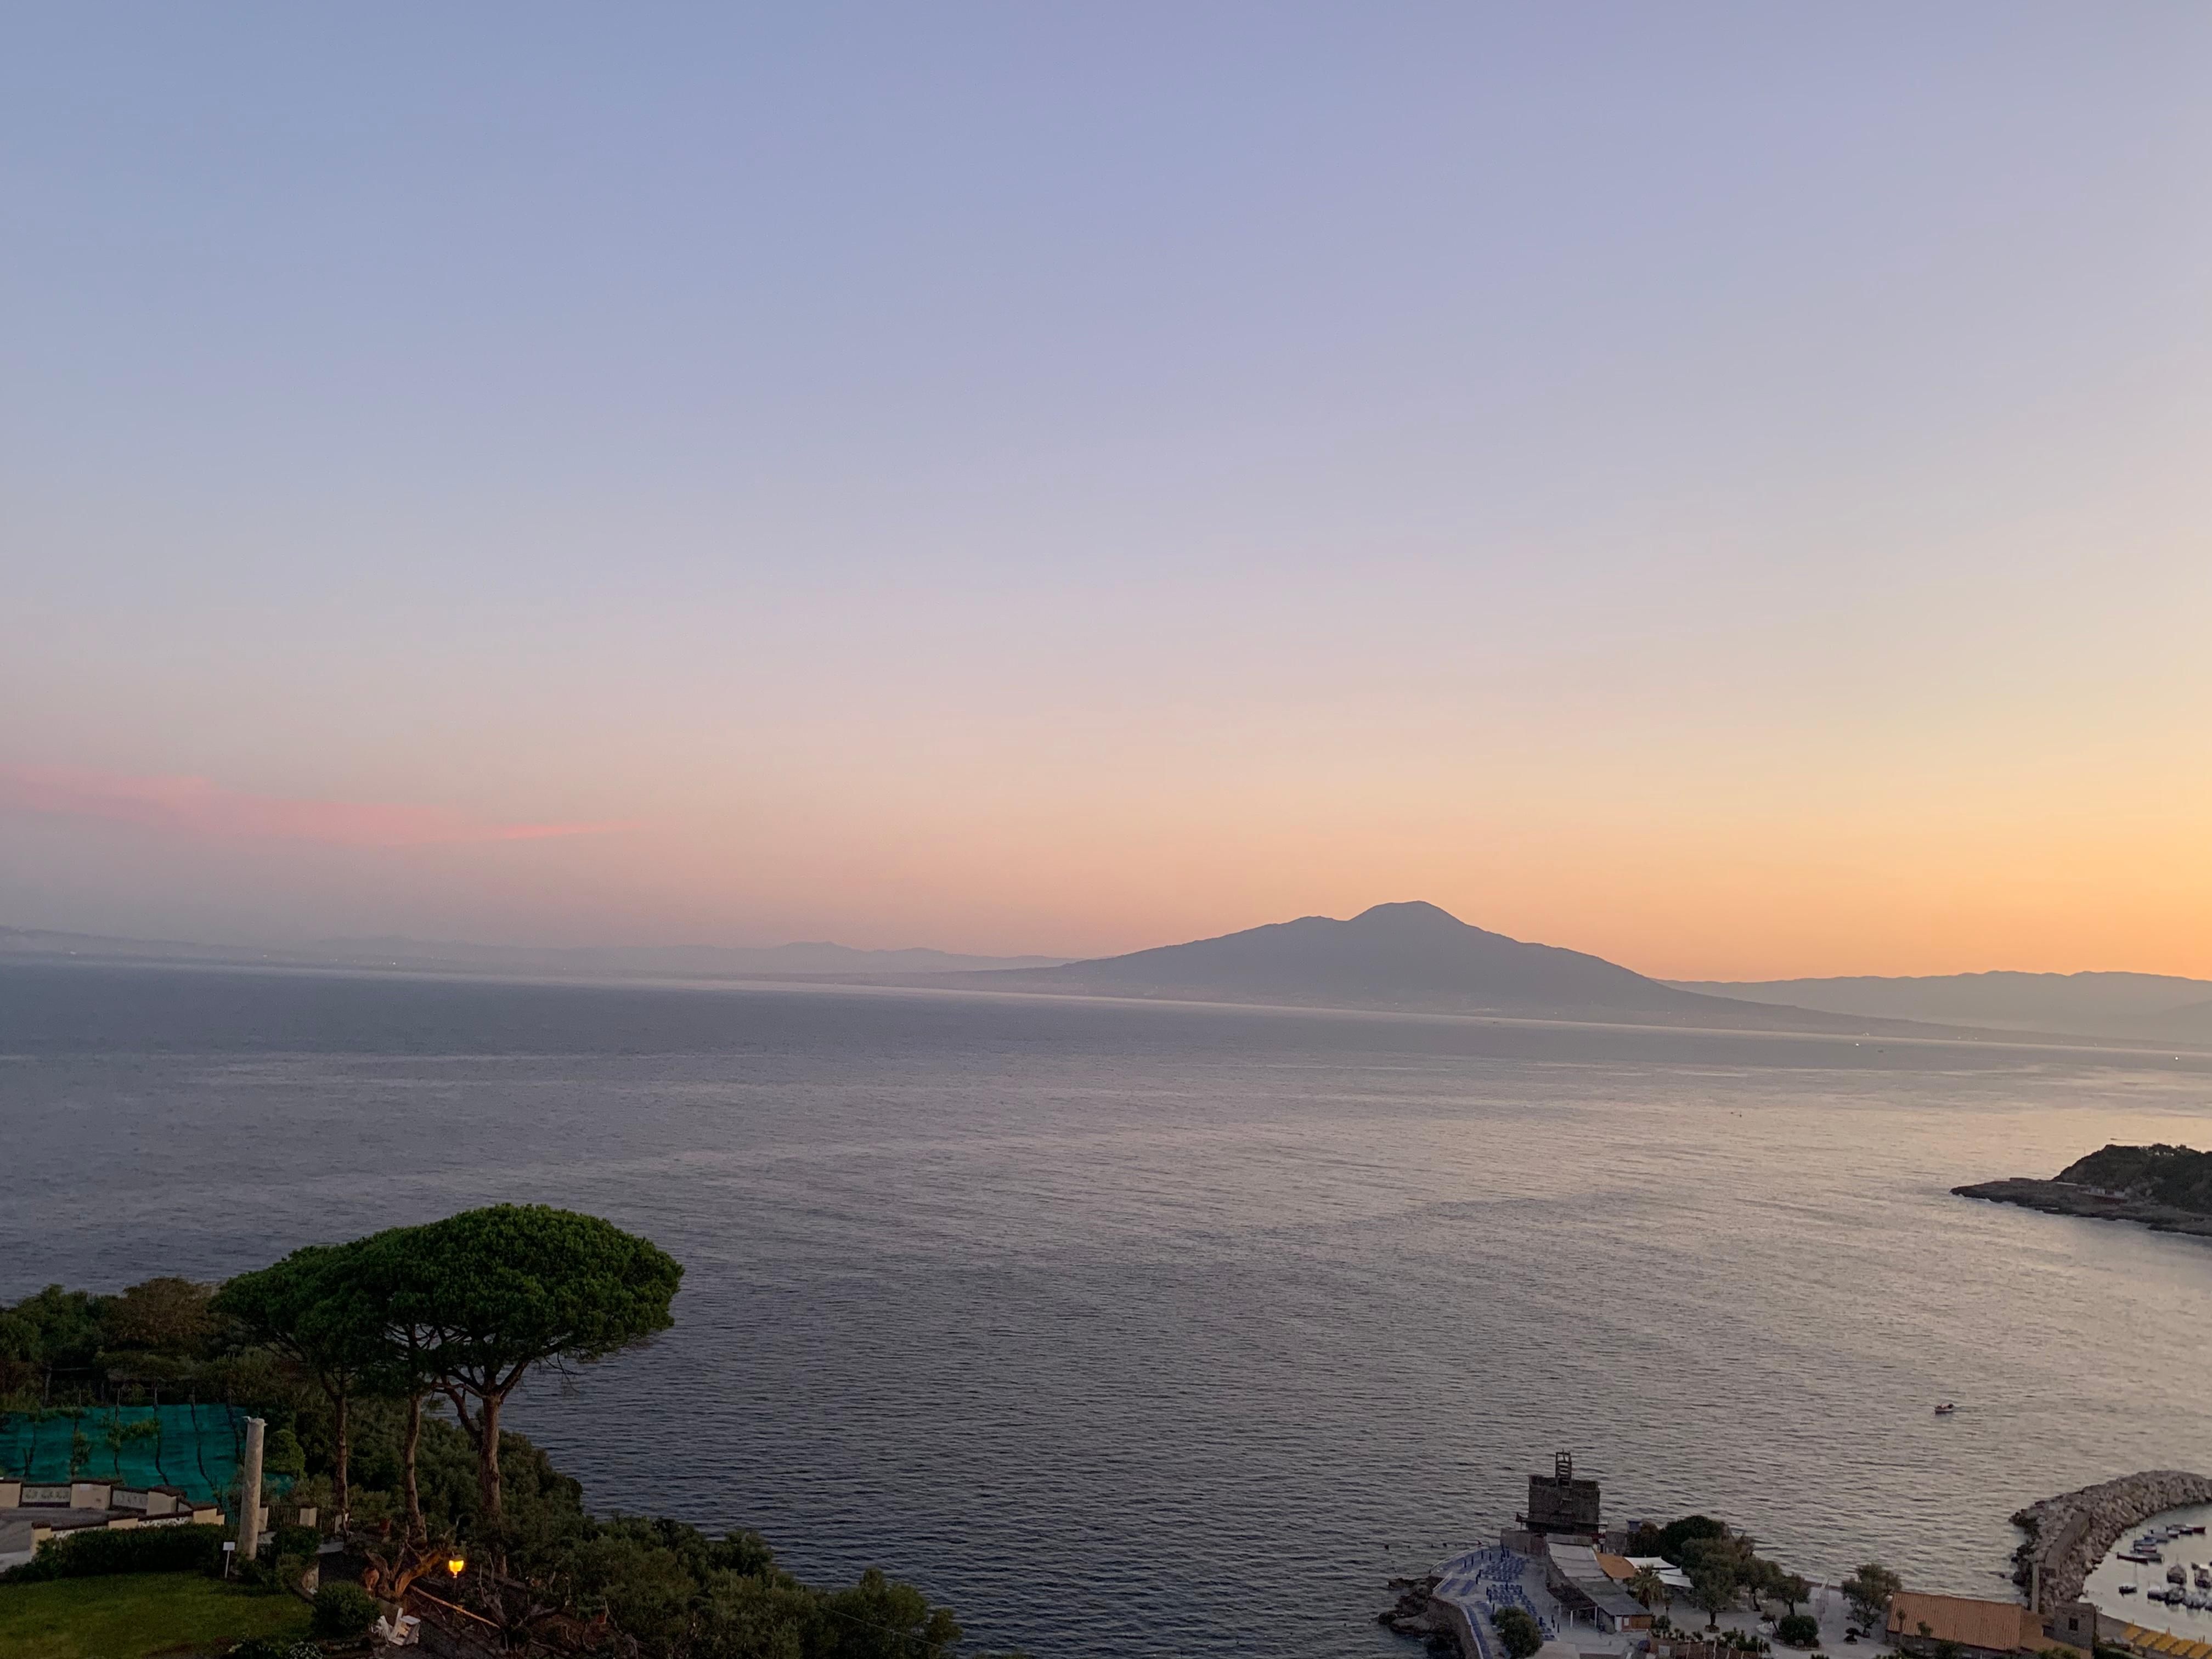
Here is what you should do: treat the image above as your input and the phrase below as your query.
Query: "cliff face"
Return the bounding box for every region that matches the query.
[2056,1144,2212,1216]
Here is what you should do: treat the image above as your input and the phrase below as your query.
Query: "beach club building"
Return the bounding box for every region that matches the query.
[1545,1542,1656,1633]
[1886,1591,2096,1659]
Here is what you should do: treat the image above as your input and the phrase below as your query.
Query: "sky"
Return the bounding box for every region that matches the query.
[3,4,2209,980]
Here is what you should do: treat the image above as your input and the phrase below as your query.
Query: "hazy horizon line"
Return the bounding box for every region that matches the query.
[7,911,2209,989]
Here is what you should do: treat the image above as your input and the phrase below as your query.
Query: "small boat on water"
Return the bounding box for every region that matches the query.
[2168,1564,2187,1584]
[1934,1402,1957,1415]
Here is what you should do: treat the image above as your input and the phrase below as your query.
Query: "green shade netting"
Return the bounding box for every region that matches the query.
[0,1404,291,1505]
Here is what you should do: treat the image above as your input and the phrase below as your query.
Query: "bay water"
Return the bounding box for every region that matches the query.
[5,961,2210,1656]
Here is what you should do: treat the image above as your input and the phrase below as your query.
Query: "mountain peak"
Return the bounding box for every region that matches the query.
[1020,899,1706,1014]
[1348,900,1467,929]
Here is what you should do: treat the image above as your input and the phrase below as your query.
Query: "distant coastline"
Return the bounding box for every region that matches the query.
[13,907,2212,1055]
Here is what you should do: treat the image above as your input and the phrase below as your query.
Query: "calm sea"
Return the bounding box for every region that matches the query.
[5,961,2211,1657]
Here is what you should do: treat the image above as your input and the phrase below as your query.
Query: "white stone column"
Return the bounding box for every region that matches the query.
[236,1417,266,1561]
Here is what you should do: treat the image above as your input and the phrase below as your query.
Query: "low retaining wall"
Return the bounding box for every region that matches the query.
[2011,1470,2212,1609]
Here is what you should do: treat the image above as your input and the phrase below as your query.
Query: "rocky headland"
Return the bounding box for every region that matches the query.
[1956,1143,2212,1240]
[2011,1470,2212,1608]
[1378,1575,1454,1648]
[1953,1177,2212,1238]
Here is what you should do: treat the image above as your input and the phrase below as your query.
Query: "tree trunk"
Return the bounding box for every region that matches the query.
[477,1389,503,1533]
[401,1392,425,1542]
[324,1378,350,1533]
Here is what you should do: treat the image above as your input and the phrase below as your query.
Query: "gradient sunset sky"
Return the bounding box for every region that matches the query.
[4,5,2209,979]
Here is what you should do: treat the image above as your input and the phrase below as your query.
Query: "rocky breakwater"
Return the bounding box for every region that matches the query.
[2011,1470,2212,1609]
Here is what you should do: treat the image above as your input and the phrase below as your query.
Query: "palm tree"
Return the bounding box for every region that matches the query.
[1631,1567,1670,1613]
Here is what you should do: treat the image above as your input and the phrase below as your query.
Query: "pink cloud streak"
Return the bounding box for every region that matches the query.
[0,764,623,848]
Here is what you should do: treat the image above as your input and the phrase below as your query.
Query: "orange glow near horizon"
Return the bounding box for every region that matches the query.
[10,551,2212,985]
[11,729,2209,981]
[6,9,2209,983]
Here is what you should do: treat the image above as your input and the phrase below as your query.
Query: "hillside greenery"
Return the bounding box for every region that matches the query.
[2058,1143,2212,1215]
[0,1210,1021,1658]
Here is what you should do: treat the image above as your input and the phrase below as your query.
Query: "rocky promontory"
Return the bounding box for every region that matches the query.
[1378,1575,1455,1649]
[1954,1177,2212,1239]
[1957,1145,2212,1240]
[2011,1470,2212,1608]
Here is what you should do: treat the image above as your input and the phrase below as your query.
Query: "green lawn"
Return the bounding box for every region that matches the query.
[0,1572,312,1659]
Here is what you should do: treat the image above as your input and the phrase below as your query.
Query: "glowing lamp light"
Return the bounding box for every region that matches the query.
[448,1556,466,1578]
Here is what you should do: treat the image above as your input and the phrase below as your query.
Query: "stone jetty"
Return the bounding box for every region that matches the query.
[2011,1470,2212,1609]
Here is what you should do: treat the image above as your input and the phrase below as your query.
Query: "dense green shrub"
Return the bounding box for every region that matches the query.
[1494,1605,1544,1659]
[227,1640,321,1659]
[263,1425,308,1480]
[269,1523,319,1559]
[0,1521,224,1582]
[1655,1515,1731,1564]
[313,1579,380,1638]
[1779,1615,1821,1647]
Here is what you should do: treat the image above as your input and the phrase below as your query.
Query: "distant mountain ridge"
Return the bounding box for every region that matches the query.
[962,901,1889,1031]
[1013,901,1695,1007]
[17,913,2210,1045]
[1670,969,2212,1039]
[0,926,1066,979]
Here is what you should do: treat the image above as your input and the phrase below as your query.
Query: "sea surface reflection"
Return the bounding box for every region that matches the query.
[5,962,2211,1657]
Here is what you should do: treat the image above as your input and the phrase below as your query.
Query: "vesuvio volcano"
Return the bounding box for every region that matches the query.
[980,900,1757,1018]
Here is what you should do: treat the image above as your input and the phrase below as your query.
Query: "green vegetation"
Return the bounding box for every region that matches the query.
[4,1205,1015,1658]
[1778,1613,1821,1646]
[0,1572,309,1659]
[0,1278,234,1407]
[1,1524,225,1582]
[215,1240,391,1528]
[1842,1562,1902,1632]
[1627,1514,1815,1634]
[1689,1564,1737,1628]
[1494,1604,1544,1659]
[1638,1515,1728,1560]
[310,1579,378,1638]
[2058,1143,2212,1215]
[355,1204,682,1535]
